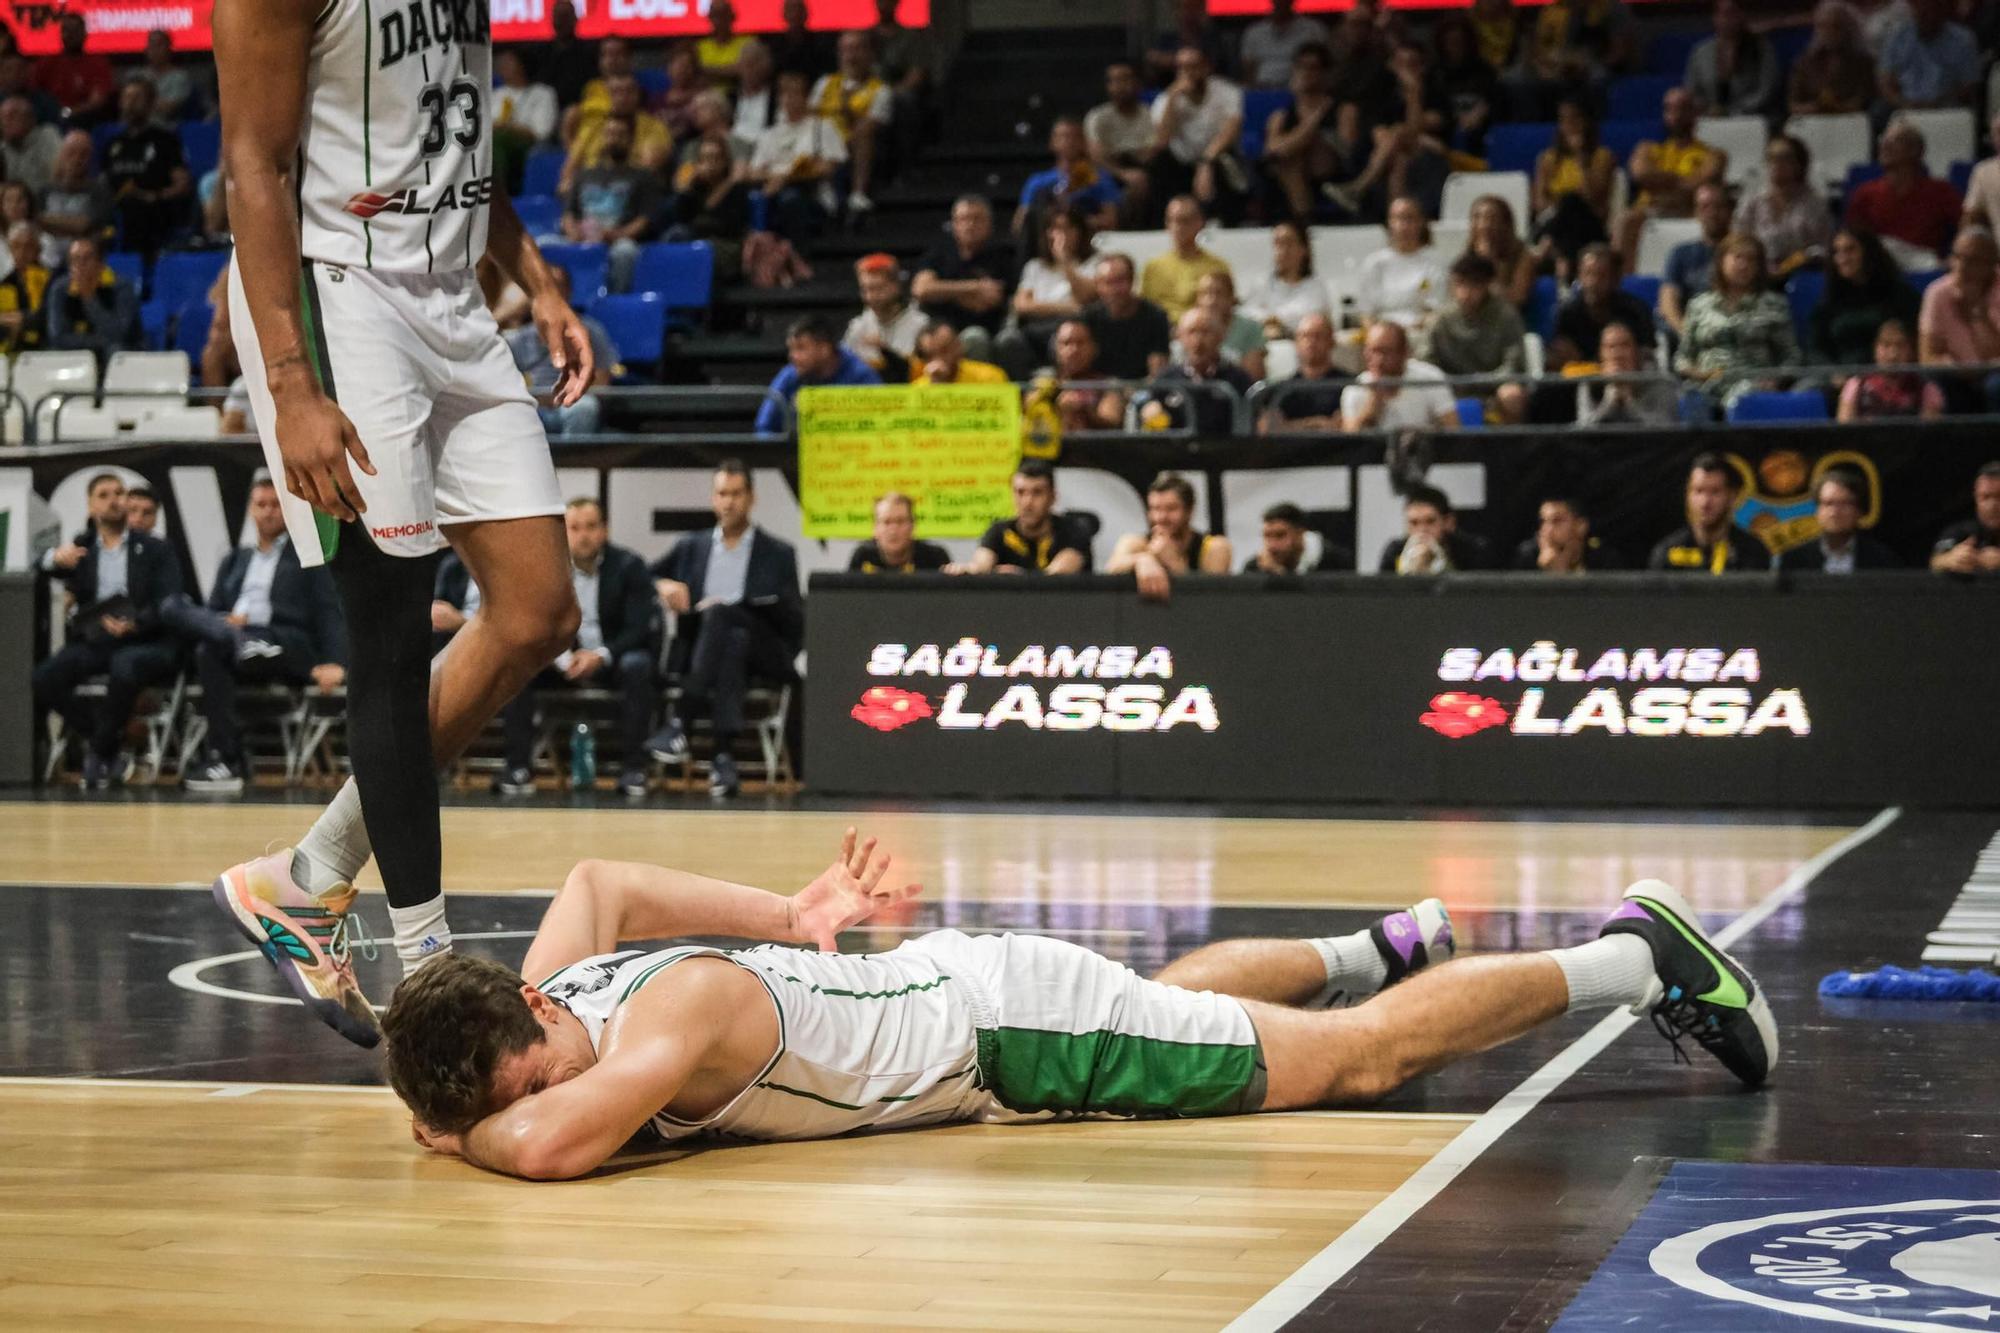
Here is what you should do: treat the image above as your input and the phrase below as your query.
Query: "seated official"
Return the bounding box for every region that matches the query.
[431,551,480,656]
[1513,494,1621,573]
[32,471,185,787]
[1243,501,1350,574]
[1379,484,1492,575]
[1929,462,2000,578]
[960,458,1093,575]
[184,478,347,795]
[1107,471,1233,601]
[496,498,661,799]
[849,492,951,573]
[1776,470,1900,575]
[1648,452,1773,574]
[647,461,804,798]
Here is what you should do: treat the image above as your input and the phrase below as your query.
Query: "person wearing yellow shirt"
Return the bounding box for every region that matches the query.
[696,0,750,92]
[1140,194,1230,322]
[561,37,637,148]
[561,75,673,195]
[1615,86,1726,273]
[912,322,1010,385]
[810,31,893,215]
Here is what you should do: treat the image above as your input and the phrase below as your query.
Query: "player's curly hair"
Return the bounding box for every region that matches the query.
[381,954,544,1135]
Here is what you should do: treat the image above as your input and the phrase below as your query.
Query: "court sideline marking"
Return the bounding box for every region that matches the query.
[1222,805,1905,1333]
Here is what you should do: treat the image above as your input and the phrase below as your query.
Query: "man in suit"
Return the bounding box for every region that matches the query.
[496,498,661,798]
[32,471,186,786]
[184,477,349,794]
[646,460,803,797]
[1777,470,1902,575]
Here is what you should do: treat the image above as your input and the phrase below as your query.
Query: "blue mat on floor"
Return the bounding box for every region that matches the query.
[1819,965,2000,1001]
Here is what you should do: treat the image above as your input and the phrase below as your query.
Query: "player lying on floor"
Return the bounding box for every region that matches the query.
[384,829,1778,1180]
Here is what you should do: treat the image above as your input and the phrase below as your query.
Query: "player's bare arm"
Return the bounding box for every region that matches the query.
[487,186,595,407]
[213,0,375,522]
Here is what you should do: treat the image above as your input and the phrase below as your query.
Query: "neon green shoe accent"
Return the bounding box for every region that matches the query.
[1635,896,1748,1008]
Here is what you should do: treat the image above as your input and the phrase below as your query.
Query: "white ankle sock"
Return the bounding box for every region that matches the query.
[1546,934,1655,1012]
[293,778,371,894]
[1307,931,1390,1007]
[387,896,454,975]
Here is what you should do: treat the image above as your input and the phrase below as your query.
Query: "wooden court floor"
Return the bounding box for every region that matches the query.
[0,800,1852,1330]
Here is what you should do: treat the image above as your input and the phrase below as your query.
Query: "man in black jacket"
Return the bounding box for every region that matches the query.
[184,478,348,794]
[496,498,661,798]
[1776,470,1901,575]
[645,460,803,797]
[32,471,185,786]
[1378,484,1492,575]
[1648,453,1772,574]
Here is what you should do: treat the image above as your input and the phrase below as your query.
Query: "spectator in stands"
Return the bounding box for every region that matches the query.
[0,96,56,193]
[697,0,748,90]
[46,236,137,366]
[1515,494,1619,572]
[1660,182,1735,337]
[540,1,600,108]
[1508,0,1638,120]
[1575,320,1680,425]
[1259,42,1350,227]
[1838,316,1943,419]
[1379,484,1489,574]
[493,50,560,194]
[493,498,658,799]
[1242,220,1331,339]
[1193,271,1267,380]
[1811,227,1920,365]
[1083,252,1172,379]
[1789,0,1878,115]
[1960,106,2000,232]
[1918,226,2000,412]
[959,459,1092,574]
[869,0,937,168]
[1433,15,1499,158]
[1015,118,1121,238]
[506,268,616,439]
[1145,46,1246,226]
[1001,209,1093,380]
[1147,0,1237,90]
[1530,99,1616,282]
[810,31,892,215]
[659,46,716,141]
[1735,136,1835,280]
[1136,195,1224,325]
[1929,461,2000,575]
[134,29,202,122]
[1262,312,1349,431]
[907,199,1015,365]
[1324,41,1452,223]
[1342,320,1461,432]
[562,37,637,144]
[1649,453,1771,572]
[32,472,184,788]
[647,461,803,798]
[755,315,882,434]
[103,79,191,258]
[913,321,1008,386]
[1356,195,1447,334]
[1775,469,1900,574]
[564,75,671,192]
[1241,0,1331,89]
[1469,0,1521,75]
[1327,3,1402,140]
[750,70,848,243]
[850,492,951,573]
[560,116,659,294]
[182,478,347,795]
[1246,501,1348,573]
[733,40,779,144]
[1088,61,1154,224]
[1465,195,1536,310]
[1107,471,1233,602]
[0,219,49,354]
[1846,119,1961,260]
[662,139,752,282]
[1618,88,1727,273]
[1552,243,1657,370]
[1422,253,1529,424]
[1042,319,1126,431]
[844,252,925,381]
[1877,0,1980,110]
[1676,233,1800,408]
[771,0,837,82]
[40,132,114,250]
[1685,0,1781,118]
[1145,307,1254,434]
[32,14,115,125]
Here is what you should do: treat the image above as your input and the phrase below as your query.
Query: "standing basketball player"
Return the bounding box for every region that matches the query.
[208,0,594,1046]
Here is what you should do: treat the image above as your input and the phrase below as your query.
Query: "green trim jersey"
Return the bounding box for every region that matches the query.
[300,0,494,272]
[536,930,1267,1146]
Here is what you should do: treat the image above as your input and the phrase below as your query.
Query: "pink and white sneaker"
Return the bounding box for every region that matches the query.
[212,849,381,1048]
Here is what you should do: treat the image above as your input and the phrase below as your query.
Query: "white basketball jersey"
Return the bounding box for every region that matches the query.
[295,0,494,272]
[537,942,993,1145]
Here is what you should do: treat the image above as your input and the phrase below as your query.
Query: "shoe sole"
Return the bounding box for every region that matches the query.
[211,867,381,1048]
[648,747,687,764]
[1622,880,1780,1084]
[184,779,244,794]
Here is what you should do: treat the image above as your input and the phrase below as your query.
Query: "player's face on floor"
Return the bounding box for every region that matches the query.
[485,991,599,1112]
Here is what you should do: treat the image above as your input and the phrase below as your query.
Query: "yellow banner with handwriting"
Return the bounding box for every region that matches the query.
[797,384,1021,538]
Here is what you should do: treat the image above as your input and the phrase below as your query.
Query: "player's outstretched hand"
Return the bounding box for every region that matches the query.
[275,393,375,522]
[534,293,596,408]
[788,826,922,952]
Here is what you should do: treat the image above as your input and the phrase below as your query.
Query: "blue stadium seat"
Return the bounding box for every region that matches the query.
[634,68,670,100]
[1905,268,1944,296]
[1768,25,1812,69]
[1845,162,1884,194]
[153,250,228,314]
[523,148,566,197]
[105,251,145,294]
[1486,123,1555,174]
[1646,31,1703,77]
[1525,274,1560,340]
[511,194,563,237]
[1599,119,1658,165]
[1454,397,1485,429]
[180,121,221,179]
[1240,89,1292,161]
[90,121,120,162]
[592,293,665,377]
[1950,160,1974,195]
[1726,389,1828,424]
[630,242,713,314]
[1620,274,1662,310]
[1785,269,1824,343]
[1606,75,1676,123]
[174,302,213,363]
[536,242,608,306]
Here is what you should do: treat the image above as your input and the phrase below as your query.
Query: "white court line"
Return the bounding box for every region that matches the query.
[0,1075,391,1095]
[1222,805,1905,1333]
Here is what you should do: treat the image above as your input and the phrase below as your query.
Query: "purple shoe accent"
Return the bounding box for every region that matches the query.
[1379,911,1420,964]
[1602,900,1654,929]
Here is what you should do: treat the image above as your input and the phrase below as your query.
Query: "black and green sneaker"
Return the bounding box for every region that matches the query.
[1599,880,1779,1088]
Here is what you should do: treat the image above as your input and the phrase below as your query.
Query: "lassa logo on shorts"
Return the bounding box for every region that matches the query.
[371,522,435,540]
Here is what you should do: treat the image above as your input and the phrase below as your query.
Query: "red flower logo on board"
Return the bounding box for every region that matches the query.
[1420,692,1511,739]
[851,686,934,732]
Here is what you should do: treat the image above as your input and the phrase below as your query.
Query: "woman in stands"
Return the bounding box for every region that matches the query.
[1675,232,1800,410]
[1243,220,1332,339]
[1837,317,1943,420]
[1007,209,1094,376]
[1464,195,1536,309]
[1357,195,1448,335]
[1809,227,1919,367]
[1530,99,1616,284]
[1734,135,1834,279]
[1787,0,1877,117]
